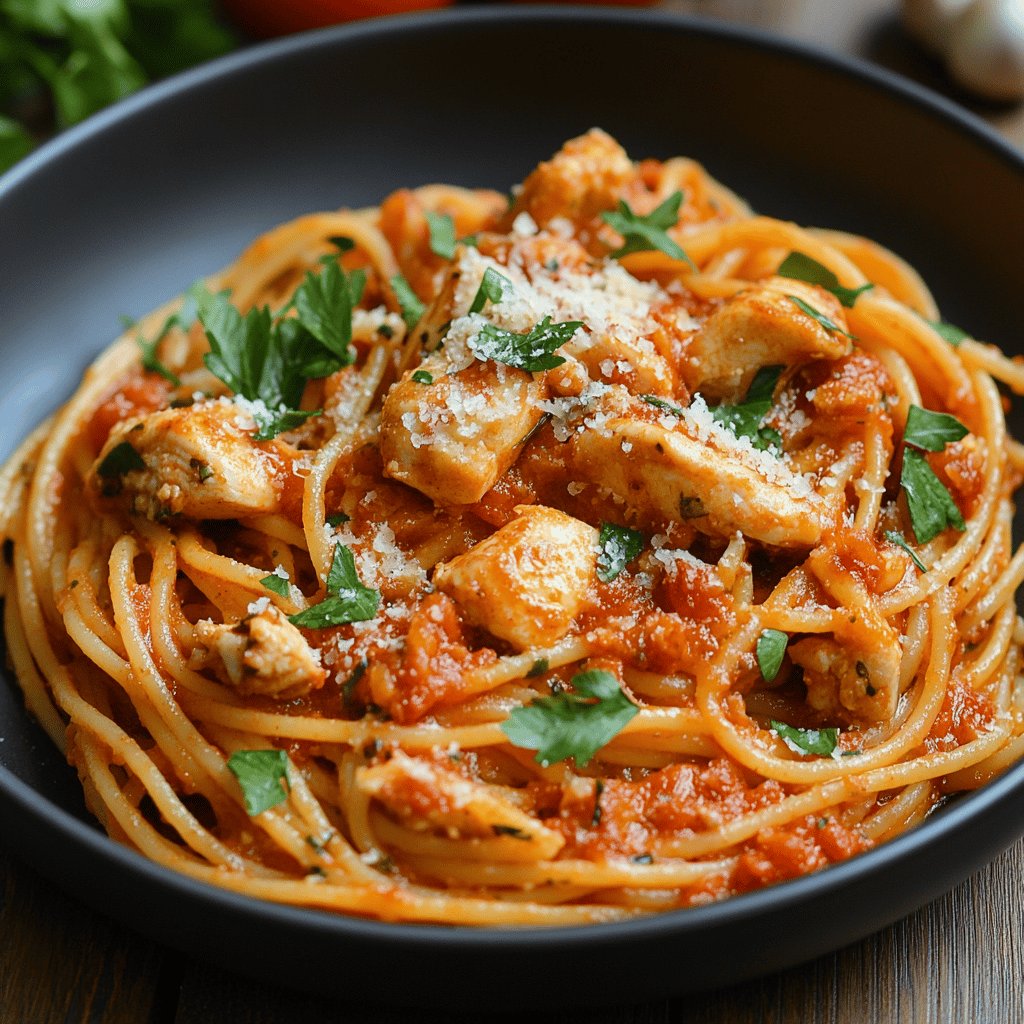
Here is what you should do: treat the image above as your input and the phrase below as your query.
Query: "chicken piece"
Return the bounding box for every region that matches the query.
[433,505,598,650]
[511,129,635,230]
[683,278,852,402]
[194,604,326,699]
[789,629,901,725]
[357,751,564,860]
[89,402,281,520]
[380,354,546,506]
[569,409,826,548]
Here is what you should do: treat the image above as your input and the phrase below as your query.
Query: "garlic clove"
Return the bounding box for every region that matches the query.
[946,0,1024,101]
[903,0,976,54]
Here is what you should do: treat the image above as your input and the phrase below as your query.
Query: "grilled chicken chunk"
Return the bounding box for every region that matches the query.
[357,750,564,859]
[433,504,598,649]
[684,278,852,402]
[90,402,281,520]
[194,604,326,699]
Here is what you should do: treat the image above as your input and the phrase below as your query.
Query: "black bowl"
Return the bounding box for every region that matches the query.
[2,7,1023,1009]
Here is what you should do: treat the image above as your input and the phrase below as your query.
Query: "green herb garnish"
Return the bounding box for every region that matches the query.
[771,720,839,757]
[884,530,928,572]
[602,191,694,267]
[468,267,510,315]
[227,749,290,816]
[96,441,145,478]
[260,573,290,598]
[786,295,855,339]
[929,319,969,347]
[500,669,637,767]
[640,394,685,416]
[756,629,788,683]
[901,449,966,544]
[469,316,582,372]
[288,544,381,629]
[411,370,433,385]
[777,252,874,308]
[390,273,425,332]
[596,523,645,583]
[425,210,457,260]
[903,405,969,452]
[711,365,784,451]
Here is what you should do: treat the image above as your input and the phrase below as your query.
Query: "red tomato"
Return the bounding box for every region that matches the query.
[221,0,455,38]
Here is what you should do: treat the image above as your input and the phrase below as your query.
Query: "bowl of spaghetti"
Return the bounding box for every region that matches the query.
[2,7,1024,1007]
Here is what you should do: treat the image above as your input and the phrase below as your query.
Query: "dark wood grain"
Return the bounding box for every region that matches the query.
[0,839,174,1024]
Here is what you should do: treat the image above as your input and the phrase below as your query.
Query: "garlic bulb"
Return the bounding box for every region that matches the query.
[946,0,1024,100]
[903,0,975,53]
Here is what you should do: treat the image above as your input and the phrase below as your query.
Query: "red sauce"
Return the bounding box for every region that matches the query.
[86,374,171,453]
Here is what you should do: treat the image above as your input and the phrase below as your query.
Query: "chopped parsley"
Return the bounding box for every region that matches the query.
[194,277,357,440]
[326,511,350,527]
[288,543,381,629]
[134,312,182,386]
[227,749,290,816]
[899,405,968,544]
[468,267,510,314]
[786,295,855,339]
[903,405,969,452]
[640,394,685,416]
[591,779,604,828]
[526,657,549,677]
[929,318,969,347]
[884,530,927,572]
[777,251,874,308]
[492,824,531,840]
[328,235,355,253]
[96,441,145,478]
[469,316,582,372]
[756,629,788,683]
[500,668,638,768]
[391,274,425,334]
[710,364,784,452]
[260,573,290,598]
[596,523,644,583]
[425,210,457,260]
[901,450,966,544]
[411,370,434,385]
[771,720,839,758]
[602,191,694,267]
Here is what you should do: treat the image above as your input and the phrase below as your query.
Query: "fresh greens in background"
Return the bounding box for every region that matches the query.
[0,0,236,172]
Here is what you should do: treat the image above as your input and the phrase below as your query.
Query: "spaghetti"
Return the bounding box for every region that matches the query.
[3,130,1024,925]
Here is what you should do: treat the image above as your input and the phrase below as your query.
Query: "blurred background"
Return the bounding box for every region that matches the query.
[2,0,1023,173]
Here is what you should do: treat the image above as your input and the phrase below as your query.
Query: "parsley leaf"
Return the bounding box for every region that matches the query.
[756,629,788,682]
[469,316,582,372]
[929,318,969,347]
[710,365,784,450]
[425,210,457,260]
[194,286,338,440]
[901,449,966,544]
[328,235,355,253]
[786,295,855,339]
[391,273,425,332]
[133,313,181,385]
[96,441,145,478]
[903,405,969,452]
[411,370,433,385]
[777,252,874,308]
[640,394,685,416]
[227,749,290,816]
[596,523,645,582]
[602,191,694,267]
[500,669,637,767]
[288,544,380,629]
[884,530,927,572]
[292,259,363,365]
[771,720,839,757]
[468,267,510,314]
[260,573,290,597]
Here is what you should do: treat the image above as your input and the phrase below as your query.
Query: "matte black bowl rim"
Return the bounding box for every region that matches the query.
[2,4,1023,953]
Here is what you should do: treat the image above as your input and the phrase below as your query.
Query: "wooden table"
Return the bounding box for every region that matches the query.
[3,3,1024,1021]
